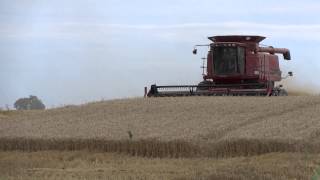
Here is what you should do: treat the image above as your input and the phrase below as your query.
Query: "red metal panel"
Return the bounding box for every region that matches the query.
[246,51,258,76]
[267,55,282,81]
[255,54,281,82]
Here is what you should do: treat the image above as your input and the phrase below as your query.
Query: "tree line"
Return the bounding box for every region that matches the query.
[13,95,45,110]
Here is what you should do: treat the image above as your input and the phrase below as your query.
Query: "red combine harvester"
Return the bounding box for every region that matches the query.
[146,35,292,97]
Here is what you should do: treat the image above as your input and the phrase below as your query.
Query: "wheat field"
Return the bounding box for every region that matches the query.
[1,96,320,141]
[1,95,320,179]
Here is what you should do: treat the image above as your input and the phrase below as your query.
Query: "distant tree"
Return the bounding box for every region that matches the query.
[14,95,46,110]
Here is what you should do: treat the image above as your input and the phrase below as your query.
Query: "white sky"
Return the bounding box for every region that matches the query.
[1,0,320,107]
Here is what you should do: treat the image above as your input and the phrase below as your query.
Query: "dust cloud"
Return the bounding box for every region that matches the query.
[278,78,320,96]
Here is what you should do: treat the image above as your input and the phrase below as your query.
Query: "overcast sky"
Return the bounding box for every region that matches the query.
[1,0,320,108]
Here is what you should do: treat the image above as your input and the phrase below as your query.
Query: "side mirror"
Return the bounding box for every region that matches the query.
[288,71,293,76]
[283,51,291,60]
[192,48,197,55]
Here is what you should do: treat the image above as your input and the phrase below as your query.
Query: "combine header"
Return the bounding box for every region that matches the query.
[146,35,292,97]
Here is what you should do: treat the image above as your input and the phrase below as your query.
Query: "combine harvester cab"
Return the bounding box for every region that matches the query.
[146,35,293,97]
